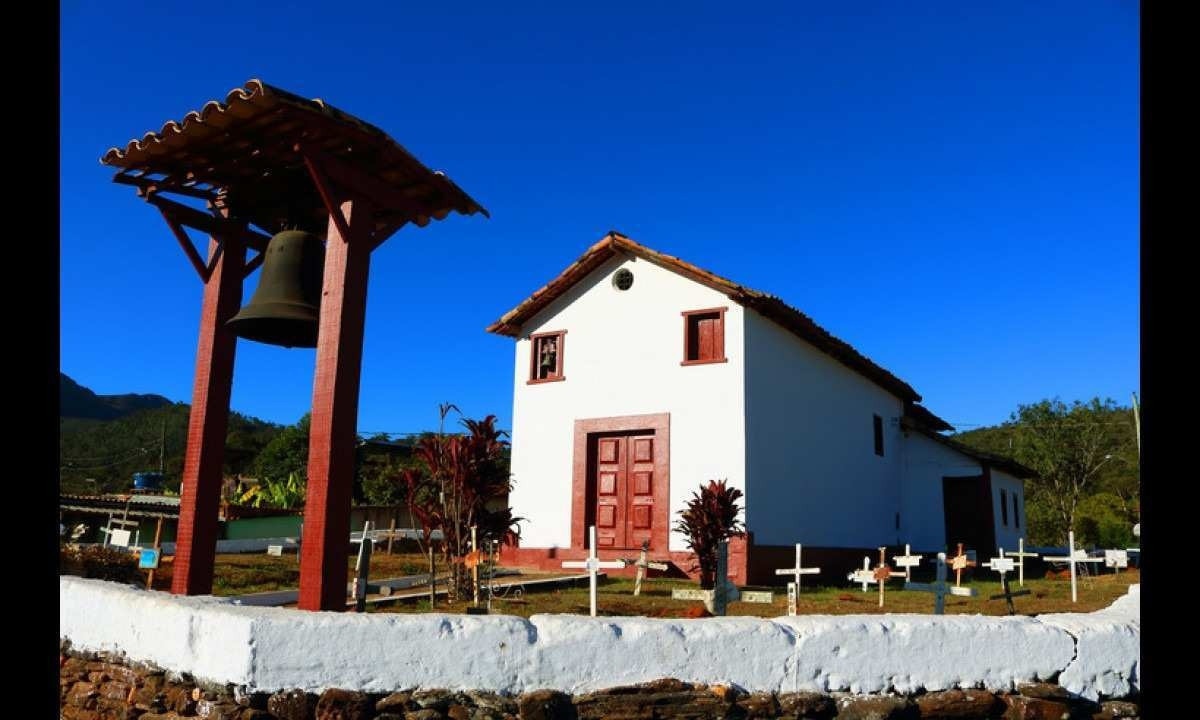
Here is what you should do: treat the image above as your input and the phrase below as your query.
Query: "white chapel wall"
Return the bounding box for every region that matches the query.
[507,254,746,552]
[990,468,1027,554]
[742,312,905,548]
[898,431,983,552]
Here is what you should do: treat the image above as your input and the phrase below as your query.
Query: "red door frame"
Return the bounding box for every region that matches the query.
[572,413,670,552]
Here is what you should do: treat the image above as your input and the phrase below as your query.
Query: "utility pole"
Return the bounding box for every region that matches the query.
[1130,392,1141,459]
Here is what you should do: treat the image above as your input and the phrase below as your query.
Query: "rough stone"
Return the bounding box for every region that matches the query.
[268,689,319,720]
[240,709,275,720]
[66,682,99,709]
[1017,684,1071,702]
[735,691,780,718]
[1001,695,1070,720]
[99,680,133,701]
[197,698,245,719]
[466,690,518,713]
[915,689,1002,718]
[412,689,455,711]
[835,694,916,720]
[316,688,374,720]
[448,703,472,720]
[1098,700,1138,719]
[377,691,416,713]
[777,691,836,719]
[163,685,197,714]
[405,710,447,720]
[376,714,406,720]
[518,689,576,720]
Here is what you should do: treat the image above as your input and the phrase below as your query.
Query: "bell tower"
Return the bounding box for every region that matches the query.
[101,79,487,610]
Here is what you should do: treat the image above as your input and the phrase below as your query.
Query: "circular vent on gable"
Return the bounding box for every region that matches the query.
[613,268,634,291]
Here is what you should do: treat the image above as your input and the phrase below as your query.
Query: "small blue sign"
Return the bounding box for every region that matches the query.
[138,548,161,570]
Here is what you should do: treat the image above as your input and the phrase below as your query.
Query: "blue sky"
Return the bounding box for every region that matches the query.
[60,2,1139,435]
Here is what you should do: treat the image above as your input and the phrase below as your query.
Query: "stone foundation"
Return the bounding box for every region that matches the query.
[59,648,1140,720]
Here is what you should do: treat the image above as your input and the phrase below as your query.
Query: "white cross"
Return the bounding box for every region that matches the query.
[905,552,977,615]
[1104,549,1129,572]
[774,544,820,615]
[1043,531,1103,603]
[982,550,1017,577]
[1003,537,1039,587]
[561,526,626,616]
[893,543,923,582]
[630,541,669,596]
[848,556,877,592]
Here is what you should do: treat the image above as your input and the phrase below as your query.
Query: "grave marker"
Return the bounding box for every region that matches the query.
[266,545,284,557]
[774,544,820,616]
[351,521,372,612]
[905,552,976,615]
[138,548,161,570]
[1104,549,1129,573]
[629,540,669,596]
[670,540,740,614]
[1004,538,1039,587]
[1043,531,1103,602]
[561,525,626,617]
[110,529,131,548]
[983,548,1030,615]
[871,547,906,608]
[848,556,877,592]
[949,543,975,587]
[894,544,923,581]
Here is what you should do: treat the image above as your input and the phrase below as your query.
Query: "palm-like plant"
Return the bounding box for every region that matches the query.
[674,479,744,588]
[240,472,306,509]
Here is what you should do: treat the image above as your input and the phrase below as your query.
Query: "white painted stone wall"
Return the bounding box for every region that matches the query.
[60,576,1140,700]
[743,311,905,547]
[507,255,746,552]
[991,469,1027,554]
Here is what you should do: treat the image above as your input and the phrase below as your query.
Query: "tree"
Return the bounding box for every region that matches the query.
[252,413,311,483]
[673,479,744,588]
[957,397,1136,546]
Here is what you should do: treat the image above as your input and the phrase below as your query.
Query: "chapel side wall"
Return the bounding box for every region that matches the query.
[742,312,905,548]
[507,255,746,552]
[897,432,983,552]
[991,469,1027,553]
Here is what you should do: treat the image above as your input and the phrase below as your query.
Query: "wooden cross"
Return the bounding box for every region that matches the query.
[1004,538,1039,587]
[1043,531,1103,603]
[629,540,669,596]
[847,556,877,592]
[561,525,626,616]
[893,543,923,581]
[949,543,976,587]
[983,549,1030,615]
[871,547,906,608]
[351,520,373,613]
[1104,549,1129,573]
[905,552,977,615]
[774,543,820,615]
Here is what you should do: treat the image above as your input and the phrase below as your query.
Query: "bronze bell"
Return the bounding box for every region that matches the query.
[226,230,325,348]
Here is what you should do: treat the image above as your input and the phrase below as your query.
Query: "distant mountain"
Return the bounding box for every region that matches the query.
[60,373,173,420]
[59,374,283,494]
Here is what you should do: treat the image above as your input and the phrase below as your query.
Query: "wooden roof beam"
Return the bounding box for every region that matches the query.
[144,194,271,253]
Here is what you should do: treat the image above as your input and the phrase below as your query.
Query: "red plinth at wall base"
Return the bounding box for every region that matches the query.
[171,235,246,595]
[298,199,375,611]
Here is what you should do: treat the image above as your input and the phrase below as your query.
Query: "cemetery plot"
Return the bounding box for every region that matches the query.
[96,549,1139,618]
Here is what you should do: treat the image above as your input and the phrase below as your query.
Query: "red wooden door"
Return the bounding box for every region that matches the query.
[591,432,657,550]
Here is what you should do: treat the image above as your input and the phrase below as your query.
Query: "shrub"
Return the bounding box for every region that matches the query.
[60,545,140,584]
[673,479,744,588]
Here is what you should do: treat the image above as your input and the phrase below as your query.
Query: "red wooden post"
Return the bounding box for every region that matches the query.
[298,199,374,611]
[171,230,245,595]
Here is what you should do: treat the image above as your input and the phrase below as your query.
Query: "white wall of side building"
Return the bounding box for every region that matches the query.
[898,431,984,552]
[990,469,1027,553]
[506,255,746,552]
[742,311,906,548]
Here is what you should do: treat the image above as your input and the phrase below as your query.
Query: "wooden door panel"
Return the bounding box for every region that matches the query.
[594,436,626,548]
[632,470,652,495]
[625,433,656,549]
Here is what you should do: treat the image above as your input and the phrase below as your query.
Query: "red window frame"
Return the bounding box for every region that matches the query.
[528,330,567,384]
[681,307,728,366]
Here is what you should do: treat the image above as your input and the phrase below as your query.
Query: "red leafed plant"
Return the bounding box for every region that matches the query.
[401,403,523,600]
[673,479,744,589]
